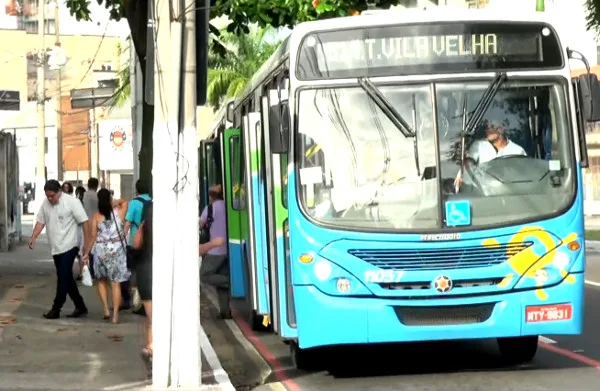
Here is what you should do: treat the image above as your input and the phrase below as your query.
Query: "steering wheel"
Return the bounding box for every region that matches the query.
[491,154,530,161]
[460,156,485,193]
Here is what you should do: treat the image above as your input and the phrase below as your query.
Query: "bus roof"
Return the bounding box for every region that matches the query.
[234,8,562,108]
[294,8,559,32]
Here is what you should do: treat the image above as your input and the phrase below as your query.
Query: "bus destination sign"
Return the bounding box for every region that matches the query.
[296,22,563,80]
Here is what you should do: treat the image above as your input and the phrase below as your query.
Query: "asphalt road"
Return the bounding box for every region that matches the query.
[243,253,600,391]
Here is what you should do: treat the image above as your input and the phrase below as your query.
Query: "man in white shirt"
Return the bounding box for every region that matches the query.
[29,180,91,319]
[455,123,527,187]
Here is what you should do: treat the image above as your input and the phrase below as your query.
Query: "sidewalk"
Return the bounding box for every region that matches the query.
[0,239,240,390]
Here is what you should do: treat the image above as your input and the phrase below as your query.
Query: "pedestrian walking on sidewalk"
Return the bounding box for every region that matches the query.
[29,179,90,319]
[84,189,130,324]
[131,202,153,378]
[200,184,231,319]
[123,179,152,315]
[75,186,85,203]
[82,178,99,279]
[61,181,74,195]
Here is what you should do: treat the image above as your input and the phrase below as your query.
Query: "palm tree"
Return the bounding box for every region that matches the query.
[207,26,281,110]
[110,36,131,110]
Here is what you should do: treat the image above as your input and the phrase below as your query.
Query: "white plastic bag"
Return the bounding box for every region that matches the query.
[81,265,93,287]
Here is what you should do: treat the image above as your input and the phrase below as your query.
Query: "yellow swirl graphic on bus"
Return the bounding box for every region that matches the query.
[482,227,578,300]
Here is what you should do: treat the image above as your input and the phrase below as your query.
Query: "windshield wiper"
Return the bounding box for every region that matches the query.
[358,77,415,138]
[463,72,507,136]
[458,72,507,179]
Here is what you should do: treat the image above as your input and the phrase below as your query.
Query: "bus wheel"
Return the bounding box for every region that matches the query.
[290,342,314,371]
[497,335,539,364]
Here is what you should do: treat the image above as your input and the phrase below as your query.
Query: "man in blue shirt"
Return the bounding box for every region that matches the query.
[123,179,151,312]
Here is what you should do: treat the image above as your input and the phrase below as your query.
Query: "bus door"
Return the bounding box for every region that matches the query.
[222,127,246,298]
[198,139,211,213]
[241,113,271,326]
[261,88,295,339]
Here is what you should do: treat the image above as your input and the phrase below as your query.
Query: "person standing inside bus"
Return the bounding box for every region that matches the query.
[199,184,231,319]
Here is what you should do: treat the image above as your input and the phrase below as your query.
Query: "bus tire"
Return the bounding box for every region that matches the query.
[497,335,539,364]
[290,342,314,371]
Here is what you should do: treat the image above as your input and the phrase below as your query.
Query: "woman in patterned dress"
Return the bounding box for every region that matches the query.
[86,189,129,324]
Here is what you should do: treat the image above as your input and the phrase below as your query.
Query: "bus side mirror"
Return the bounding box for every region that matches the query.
[226,101,234,123]
[572,78,590,168]
[268,100,290,154]
[577,74,600,122]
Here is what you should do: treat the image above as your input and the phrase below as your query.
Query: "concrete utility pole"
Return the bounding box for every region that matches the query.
[35,0,46,204]
[54,1,63,181]
[90,106,99,178]
[152,0,200,387]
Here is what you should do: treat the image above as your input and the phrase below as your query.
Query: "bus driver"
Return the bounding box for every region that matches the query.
[454,122,527,188]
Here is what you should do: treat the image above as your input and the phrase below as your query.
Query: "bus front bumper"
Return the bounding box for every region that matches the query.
[294,273,584,349]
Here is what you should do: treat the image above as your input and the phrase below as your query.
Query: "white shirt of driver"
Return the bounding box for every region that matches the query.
[468,139,527,164]
[36,193,89,255]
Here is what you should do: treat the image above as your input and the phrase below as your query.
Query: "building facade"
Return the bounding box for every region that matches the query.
[0,2,131,196]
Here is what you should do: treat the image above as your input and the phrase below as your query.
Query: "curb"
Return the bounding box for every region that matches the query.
[202,286,272,390]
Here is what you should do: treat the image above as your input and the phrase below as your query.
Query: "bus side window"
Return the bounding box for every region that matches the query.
[205,143,220,187]
[230,135,244,210]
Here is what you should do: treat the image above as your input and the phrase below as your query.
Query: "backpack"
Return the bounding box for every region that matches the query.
[126,197,152,270]
[199,204,213,244]
[132,196,152,228]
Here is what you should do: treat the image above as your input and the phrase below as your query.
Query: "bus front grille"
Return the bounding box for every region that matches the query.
[348,242,532,270]
[394,304,495,326]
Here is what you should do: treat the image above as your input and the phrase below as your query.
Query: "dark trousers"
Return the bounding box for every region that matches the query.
[200,254,230,313]
[121,279,131,306]
[52,247,87,312]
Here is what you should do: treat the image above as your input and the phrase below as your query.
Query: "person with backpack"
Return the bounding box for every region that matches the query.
[124,179,152,313]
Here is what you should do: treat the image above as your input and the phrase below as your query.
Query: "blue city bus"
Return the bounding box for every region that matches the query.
[201,9,600,368]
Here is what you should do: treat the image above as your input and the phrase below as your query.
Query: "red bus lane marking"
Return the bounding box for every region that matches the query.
[539,341,600,370]
[231,308,303,391]
[231,309,600,390]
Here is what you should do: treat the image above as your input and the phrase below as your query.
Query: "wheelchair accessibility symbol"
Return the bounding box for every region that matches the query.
[445,200,471,227]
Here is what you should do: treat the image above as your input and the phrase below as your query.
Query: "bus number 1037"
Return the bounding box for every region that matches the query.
[363,270,404,283]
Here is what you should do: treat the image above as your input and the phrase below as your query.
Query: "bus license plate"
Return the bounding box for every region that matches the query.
[525,304,572,323]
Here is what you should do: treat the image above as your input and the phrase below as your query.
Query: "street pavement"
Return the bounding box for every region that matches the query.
[7,213,600,390]
[203,253,600,391]
[0,216,240,391]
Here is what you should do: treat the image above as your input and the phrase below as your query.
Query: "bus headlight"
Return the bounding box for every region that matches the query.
[515,249,575,290]
[336,278,351,293]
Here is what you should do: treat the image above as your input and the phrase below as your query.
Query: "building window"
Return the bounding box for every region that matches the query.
[466,0,489,8]
[597,45,600,65]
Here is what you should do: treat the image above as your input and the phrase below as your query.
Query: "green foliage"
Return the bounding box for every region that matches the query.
[207,27,280,110]
[110,37,131,110]
[586,0,600,34]
[65,0,412,33]
[65,0,124,21]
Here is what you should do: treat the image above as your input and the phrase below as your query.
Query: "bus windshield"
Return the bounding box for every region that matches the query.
[296,79,574,231]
